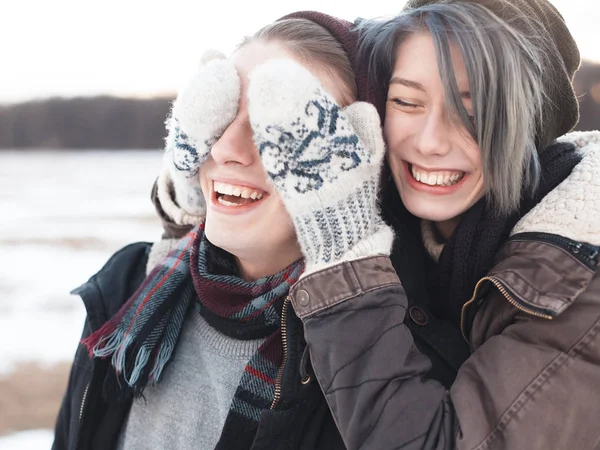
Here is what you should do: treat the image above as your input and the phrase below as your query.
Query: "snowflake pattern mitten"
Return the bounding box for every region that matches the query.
[163,50,240,218]
[248,59,394,274]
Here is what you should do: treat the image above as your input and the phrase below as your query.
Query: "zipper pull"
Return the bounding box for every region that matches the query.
[299,345,312,385]
[570,242,599,267]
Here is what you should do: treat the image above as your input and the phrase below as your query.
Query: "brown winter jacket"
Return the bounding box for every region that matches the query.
[287,131,600,450]
[151,132,600,449]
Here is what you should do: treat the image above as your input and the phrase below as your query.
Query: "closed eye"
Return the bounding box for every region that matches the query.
[390,98,419,108]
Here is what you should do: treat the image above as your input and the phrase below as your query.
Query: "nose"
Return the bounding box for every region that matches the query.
[414,108,452,158]
[210,113,257,167]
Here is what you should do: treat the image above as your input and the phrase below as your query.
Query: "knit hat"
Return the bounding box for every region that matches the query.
[277,11,374,104]
[404,0,581,148]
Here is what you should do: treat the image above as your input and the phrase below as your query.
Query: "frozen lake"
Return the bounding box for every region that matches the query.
[0,150,164,375]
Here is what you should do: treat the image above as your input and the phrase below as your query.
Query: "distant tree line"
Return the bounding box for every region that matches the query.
[0,96,172,149]
[1,61,599,150]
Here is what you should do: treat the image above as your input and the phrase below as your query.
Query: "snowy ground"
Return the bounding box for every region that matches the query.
[0,150,163,443]
[0,429,54,450]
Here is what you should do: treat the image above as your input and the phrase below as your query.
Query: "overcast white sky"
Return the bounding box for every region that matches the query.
[1,0,598,103]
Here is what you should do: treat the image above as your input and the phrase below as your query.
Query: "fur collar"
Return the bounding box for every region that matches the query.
[510,131,600,246]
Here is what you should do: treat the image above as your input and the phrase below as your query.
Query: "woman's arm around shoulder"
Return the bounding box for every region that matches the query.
[292,250,600,450]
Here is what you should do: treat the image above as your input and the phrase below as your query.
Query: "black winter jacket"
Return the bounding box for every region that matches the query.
[52,242,346,450]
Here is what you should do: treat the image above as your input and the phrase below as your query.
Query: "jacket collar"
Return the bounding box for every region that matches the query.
[72,242,151,331]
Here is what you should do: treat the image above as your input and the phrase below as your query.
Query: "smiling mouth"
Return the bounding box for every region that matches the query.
[408,163,466,187]
[213,181,268,207]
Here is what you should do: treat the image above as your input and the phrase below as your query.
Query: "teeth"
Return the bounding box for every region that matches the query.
[214,181,265,199]
[217,197,241,207]
[410,166,464,187]
[214,182,234,195]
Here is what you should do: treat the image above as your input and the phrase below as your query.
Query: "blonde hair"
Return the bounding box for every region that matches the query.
[241,18,357,106]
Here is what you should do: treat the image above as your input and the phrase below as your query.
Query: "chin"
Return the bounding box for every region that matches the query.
[204,220,240,254]
[402,195,466,223]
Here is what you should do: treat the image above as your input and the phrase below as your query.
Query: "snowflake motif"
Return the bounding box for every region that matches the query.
[256,91,367,194]
[168,119,213,175]
[172,125,200,173]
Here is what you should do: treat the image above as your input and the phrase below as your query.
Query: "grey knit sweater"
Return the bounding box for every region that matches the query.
[116,308,265,450]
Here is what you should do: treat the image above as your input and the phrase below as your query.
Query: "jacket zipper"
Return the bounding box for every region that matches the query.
[271,296,290,409]
[75,381,90,449]
[461,276,554,341]
[460,232,599,343]
[510,232,599,270]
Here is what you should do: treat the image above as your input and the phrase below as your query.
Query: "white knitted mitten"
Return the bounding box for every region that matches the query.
[248,59,394,274]
[163,50,240,219]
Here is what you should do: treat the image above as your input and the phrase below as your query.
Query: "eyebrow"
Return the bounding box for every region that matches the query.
[389,77,425,92]
[389,76,471,99]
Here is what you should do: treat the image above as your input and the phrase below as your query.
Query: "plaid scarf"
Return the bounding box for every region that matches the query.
[82,224,304,447]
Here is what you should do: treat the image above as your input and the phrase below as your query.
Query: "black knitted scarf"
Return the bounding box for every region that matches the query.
[384,141,581,328]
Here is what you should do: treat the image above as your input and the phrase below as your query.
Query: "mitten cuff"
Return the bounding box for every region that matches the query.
[303,225,394,277]
[156,167,205,227]
[146,238,180,275]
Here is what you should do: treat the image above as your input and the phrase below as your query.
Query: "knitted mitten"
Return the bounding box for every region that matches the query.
[248,59,394,275]
[163,50,240,220]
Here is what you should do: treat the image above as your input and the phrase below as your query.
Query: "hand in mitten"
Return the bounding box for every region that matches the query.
[162,50,240,220]
[247,59,394,275]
